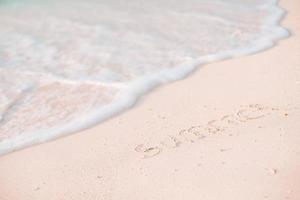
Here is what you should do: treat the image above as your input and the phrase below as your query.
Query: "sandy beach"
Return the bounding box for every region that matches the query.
[0,0,299,199]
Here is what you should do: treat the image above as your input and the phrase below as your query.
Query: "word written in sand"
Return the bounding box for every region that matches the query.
[135,104,282,159]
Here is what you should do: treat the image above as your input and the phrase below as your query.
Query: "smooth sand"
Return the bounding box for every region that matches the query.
[0,0,299,199]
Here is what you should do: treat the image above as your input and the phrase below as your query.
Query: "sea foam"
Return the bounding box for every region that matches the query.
[0,0,289,155]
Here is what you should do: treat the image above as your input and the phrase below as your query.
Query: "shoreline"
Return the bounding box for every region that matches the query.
[0,0,290,156]
[0,0,299,199]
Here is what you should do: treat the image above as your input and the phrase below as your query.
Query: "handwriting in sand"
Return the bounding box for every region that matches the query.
[135,104,290,159]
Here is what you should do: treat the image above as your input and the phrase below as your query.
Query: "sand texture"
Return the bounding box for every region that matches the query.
[0,0,299,199]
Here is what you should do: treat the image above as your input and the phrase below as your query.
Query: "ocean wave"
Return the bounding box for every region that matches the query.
[0,0,289,155]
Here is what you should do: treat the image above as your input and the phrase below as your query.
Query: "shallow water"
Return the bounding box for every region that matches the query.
[0,0,288,154]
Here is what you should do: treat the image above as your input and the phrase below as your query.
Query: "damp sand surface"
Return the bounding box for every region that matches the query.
[0,0,299,199]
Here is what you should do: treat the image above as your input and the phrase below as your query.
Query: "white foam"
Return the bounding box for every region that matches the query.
[0,0,289,155]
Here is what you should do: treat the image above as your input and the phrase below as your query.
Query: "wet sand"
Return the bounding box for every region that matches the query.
[0,0,299,199]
